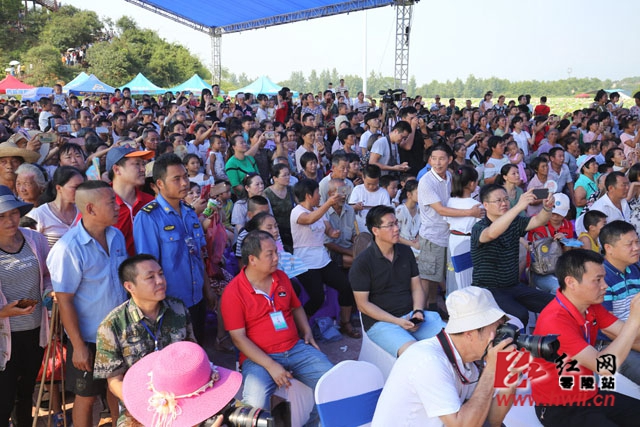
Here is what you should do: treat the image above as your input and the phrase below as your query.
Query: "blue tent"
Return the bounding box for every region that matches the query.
[229,76,298,97]
[21,87,54,101]
[66,74,115,95]
[166,74,211,95]
[119,73,165,95]
[62,72,90,93]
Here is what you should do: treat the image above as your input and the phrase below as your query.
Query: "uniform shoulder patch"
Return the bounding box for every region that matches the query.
[141,201,158,213]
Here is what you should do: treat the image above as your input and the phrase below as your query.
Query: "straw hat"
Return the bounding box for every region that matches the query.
[0,140,40,163]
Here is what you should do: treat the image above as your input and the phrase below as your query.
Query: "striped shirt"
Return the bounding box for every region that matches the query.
[471,215,531,288]
[0,241,41,331]
[602,260,640,321]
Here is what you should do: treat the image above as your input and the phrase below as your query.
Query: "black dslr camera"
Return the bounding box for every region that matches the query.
[492,323,560,362]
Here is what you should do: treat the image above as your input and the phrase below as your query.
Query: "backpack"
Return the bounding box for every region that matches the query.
[529,226,563,275]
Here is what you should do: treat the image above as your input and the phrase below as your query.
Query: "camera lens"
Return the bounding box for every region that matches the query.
[225,405,271,427]
[515,334,560,362]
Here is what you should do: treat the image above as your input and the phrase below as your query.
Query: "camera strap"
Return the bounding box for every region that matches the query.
[436,330,477,385]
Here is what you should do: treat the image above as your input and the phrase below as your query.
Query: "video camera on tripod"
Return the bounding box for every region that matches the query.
[378,88,404,106]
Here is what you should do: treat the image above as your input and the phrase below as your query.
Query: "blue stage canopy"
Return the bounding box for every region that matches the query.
[63,72,90,93]
[119,73,165,95]
[125,0,395,34]
[166,74,211,95]
[229,76,298,97]
[66,74,115,95]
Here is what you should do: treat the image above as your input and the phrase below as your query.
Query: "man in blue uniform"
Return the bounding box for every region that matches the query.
[134,153,213,343]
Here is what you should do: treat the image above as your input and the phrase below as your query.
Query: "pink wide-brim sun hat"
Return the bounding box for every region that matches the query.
[122,341,242,427]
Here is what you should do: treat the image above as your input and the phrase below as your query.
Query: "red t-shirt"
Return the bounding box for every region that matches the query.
[527,219,575,242]
[531,291,617,405]
[114,188,154,256]
[534,105,551,117]
[221,269,301,365]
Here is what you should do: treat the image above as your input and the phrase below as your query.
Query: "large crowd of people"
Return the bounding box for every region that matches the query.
[1,81,640,426]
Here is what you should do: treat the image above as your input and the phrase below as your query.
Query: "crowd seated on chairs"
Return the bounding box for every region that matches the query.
[5,86,640,426]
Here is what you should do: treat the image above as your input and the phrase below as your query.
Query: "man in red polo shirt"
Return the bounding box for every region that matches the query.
[221,230,333,426]
[531,249,640,426]
[106,146,154,255]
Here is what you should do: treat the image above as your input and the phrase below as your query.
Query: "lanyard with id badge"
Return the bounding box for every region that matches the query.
[255,287,288,332]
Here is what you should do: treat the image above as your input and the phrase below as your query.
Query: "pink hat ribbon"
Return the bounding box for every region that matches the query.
[146,363,220,427]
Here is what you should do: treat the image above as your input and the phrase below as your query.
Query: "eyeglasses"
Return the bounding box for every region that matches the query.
[486,198,510,205]
[376,220,399,229]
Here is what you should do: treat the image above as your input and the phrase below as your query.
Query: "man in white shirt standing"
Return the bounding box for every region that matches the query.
[417,145,483,316]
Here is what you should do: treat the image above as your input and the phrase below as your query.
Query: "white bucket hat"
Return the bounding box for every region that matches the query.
[445,286,507,334]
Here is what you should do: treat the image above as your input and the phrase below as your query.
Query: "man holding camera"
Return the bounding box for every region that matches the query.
[221,230,333,426]
[531,250,640,426]
[372,286,524,426]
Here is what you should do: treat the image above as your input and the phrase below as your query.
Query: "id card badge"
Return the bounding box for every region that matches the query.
[270,311,289,331]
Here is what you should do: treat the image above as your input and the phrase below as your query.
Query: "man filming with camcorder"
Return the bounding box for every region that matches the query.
[372,286,531,427]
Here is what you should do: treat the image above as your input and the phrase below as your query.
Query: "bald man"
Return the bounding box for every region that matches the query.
[47,180,128,427]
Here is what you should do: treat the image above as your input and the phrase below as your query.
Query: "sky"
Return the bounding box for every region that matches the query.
[62,0,640,86]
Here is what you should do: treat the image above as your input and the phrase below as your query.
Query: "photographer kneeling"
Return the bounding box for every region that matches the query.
[372,286,527,427]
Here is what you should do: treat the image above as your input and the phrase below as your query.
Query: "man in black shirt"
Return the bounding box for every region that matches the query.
[350,205,443,357]
[471,184,555,326]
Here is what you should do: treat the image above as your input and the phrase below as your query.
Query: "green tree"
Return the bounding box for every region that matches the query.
[85,42,132,86]
[21,44,72,86]
[39,6,103,52]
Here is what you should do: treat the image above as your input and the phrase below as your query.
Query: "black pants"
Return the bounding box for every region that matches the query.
[535,392,640,427]
[0,328,44,427]
[189,299,206,345]
[297,261,354,316]
[486,283,554,327]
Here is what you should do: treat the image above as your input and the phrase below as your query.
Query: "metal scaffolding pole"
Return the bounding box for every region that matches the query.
[210,27,222,85]
[394,0,414,89]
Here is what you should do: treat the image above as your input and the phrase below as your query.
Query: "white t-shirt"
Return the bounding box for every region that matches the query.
[26,203,79,247]
[359,130,374,150]
[372,336,479,427]
[353,100,370,113]
[396,203,421,256]
[348,184,391,233]
[575,194,631,235]
[290,204,331,269]
[370,137,397,175]
[445,197,481,234]
[512,130,531,157]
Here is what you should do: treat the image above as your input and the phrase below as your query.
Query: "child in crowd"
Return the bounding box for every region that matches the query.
[396,179,420,256]
[506,140,527,185]
[446,165,481,293]
[348,164,392,233]
[184,153,211,185]
[578,209,607,252]
[208,134,228,181]
[380,175,400,206]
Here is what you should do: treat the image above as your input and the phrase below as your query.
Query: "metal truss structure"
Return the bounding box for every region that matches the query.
[124,0,416,87]
[394,0,416,89]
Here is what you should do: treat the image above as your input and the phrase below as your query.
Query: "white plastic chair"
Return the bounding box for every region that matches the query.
[274,378,314,427]
[357,314,396,381]
[314,360,384,427]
